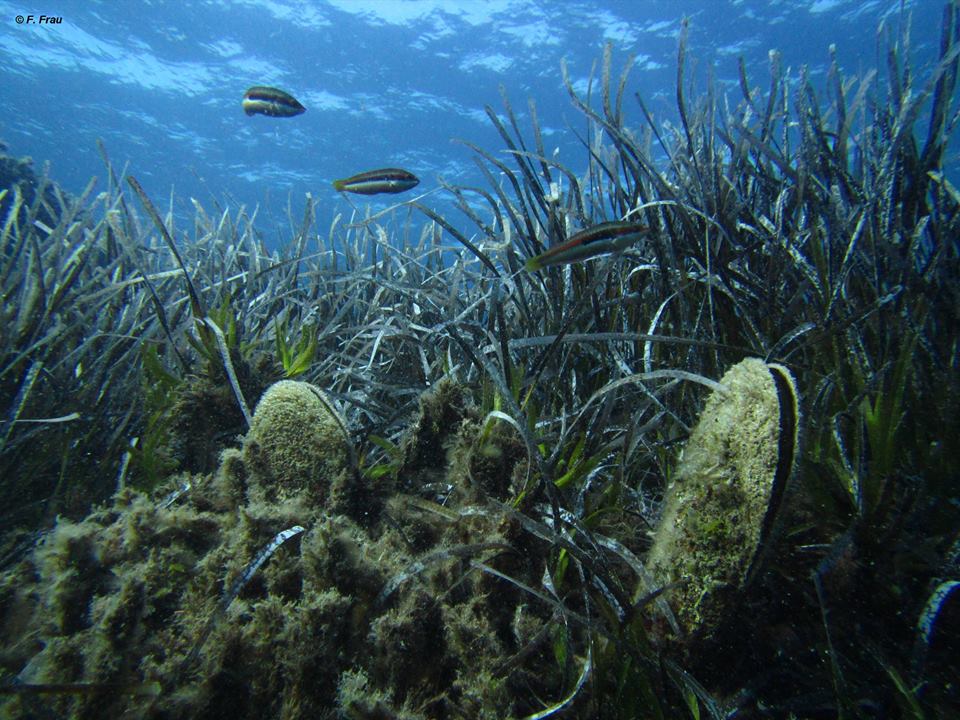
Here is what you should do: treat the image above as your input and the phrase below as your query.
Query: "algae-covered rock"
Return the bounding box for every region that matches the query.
[243,380,351,504]
[0,380,562,720]
[647,358,800,640]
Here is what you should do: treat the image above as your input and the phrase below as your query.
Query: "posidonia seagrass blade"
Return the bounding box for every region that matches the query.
[127,176,207,320]
[1,7,957,717]
[411,202,500,276]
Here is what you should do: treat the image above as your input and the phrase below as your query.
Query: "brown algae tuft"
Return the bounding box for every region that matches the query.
[646,358,800,641]
[397,378,472,488]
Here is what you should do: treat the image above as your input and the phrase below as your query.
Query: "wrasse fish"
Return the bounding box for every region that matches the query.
[242,86,305,118]
[333,168,420,195]
[525,221,650,271]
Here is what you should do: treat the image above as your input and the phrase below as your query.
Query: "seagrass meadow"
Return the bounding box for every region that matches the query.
[1,5,958,719]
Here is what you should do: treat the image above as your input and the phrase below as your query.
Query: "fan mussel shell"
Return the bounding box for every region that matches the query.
[645,358,800,641]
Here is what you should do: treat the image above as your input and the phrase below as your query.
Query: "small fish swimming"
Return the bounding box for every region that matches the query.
[525,221,650,271]
[333,168,420,195]
[242,86,305,118]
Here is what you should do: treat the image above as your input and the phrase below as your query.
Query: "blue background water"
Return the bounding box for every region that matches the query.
[0,0,948,247]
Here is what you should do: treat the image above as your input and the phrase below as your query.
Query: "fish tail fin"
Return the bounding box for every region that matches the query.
[332,179,346,191]
[524,257,543,272]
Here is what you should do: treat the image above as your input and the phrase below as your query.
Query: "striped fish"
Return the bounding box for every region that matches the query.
[525,221,650,271]
[242,86,305,118]
[333,168,419,195]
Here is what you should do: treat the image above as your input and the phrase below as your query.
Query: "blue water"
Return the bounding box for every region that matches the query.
[0,0,947,246]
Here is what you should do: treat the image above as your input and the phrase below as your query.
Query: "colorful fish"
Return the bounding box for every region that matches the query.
[242,86,305,118]
[333,168,420,195]
[525,221,650,271]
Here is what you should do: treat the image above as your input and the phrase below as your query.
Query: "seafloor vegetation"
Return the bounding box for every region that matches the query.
[1,5,958,719]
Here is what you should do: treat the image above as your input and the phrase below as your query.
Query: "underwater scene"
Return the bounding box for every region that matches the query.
[0,1,958,718]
